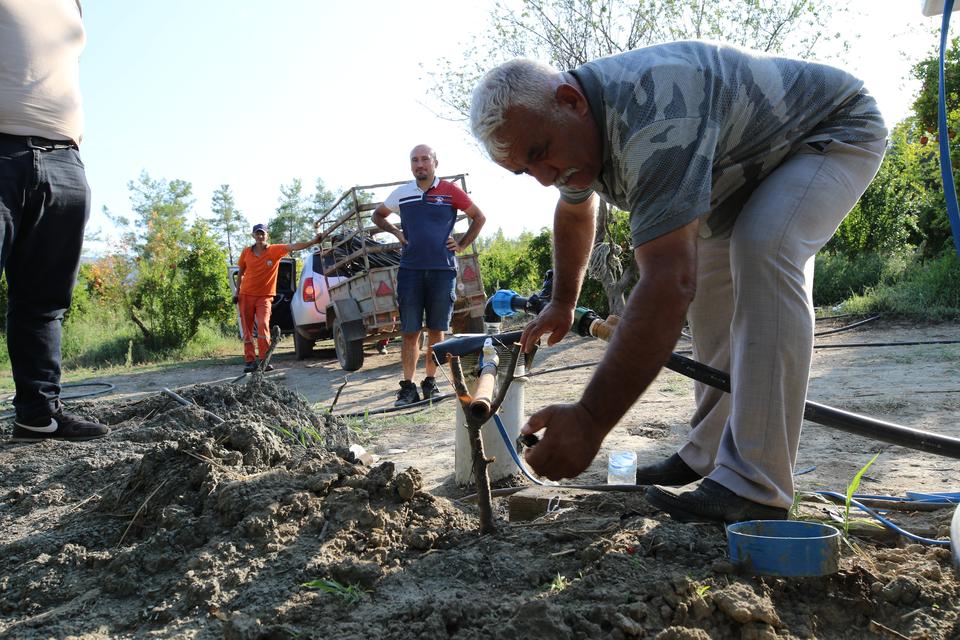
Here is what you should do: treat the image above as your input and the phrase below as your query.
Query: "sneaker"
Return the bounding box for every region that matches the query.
[243,360,257,373]
[395,380,421,407]
[420,376,440,400]
[263,364,275,372]
[646,479,788,524]
[376,340,389,355]
[12,409,109,443]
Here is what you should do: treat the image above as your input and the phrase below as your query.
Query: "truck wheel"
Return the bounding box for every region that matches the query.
[333,316,364,371]
[293,331,315,360]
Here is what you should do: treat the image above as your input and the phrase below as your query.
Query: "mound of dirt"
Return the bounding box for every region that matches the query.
[1,378,958,639]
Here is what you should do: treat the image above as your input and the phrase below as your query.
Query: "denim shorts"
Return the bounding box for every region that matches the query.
[396,268,457,333]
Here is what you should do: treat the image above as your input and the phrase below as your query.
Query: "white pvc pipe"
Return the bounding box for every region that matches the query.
[454,361,526,486]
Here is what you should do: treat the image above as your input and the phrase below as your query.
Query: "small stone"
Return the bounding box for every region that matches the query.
[627,601,648,621]
[613,612,644,637]
[741,622,778,640]
[395,468,422,501]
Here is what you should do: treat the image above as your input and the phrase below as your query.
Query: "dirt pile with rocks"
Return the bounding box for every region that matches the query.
[0,378,958,639]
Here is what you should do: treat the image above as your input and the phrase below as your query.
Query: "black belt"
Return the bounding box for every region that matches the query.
[0,132,78,150]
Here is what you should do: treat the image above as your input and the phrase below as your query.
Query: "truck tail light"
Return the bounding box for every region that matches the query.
[302,277,316,303]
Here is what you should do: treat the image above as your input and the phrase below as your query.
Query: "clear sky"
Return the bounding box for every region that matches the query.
[78,0,945,255]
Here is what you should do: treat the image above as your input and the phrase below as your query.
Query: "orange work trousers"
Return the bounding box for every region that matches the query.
[239,294,273,362]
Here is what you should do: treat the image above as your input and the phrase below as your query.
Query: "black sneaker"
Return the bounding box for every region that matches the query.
[12,409,109,443]
[395,380,420,407]
[420,376,440,400]
[243,360,257,373]
[263,364,275,372]
[376,340,389,355]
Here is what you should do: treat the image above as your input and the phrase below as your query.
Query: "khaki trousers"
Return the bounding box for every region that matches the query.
[679,138,886,509]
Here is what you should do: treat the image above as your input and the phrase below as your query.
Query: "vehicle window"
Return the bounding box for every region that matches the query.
[277,262,294,292]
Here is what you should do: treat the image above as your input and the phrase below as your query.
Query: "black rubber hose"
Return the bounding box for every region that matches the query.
[664,352,960,460]
[814,314,880,337]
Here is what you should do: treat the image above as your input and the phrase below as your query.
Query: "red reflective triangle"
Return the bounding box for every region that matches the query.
[375,281,393,296]
[462,266,477,282]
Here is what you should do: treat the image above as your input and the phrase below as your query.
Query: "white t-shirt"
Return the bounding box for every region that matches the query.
[0,0,85,144]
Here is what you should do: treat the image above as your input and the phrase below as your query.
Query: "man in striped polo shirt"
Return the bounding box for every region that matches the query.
[373,144,486,406]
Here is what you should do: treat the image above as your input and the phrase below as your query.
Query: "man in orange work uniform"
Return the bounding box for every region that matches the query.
[235,223,323,373]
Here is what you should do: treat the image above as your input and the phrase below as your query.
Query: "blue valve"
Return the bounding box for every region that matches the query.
[491,289,520,318]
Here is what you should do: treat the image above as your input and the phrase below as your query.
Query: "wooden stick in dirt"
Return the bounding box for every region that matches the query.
[450,356,496,535]
[449,344,528,535]
[258,325,283,373]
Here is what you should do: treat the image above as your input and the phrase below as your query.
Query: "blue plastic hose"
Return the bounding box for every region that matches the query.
[493,413,545,486]
[938,0,960,256]
[817,490,950,546]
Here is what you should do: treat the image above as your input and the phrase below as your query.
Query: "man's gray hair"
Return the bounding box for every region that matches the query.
[470,58,561,162]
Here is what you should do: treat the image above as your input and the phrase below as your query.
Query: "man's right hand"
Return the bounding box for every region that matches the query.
[395,230,407,245]
[520,401,606,480]
[519,300,574,353]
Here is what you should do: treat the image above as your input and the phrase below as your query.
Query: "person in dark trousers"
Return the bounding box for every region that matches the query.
[470,43,886,523]
[373,144,486,406]
[1,0,109,442]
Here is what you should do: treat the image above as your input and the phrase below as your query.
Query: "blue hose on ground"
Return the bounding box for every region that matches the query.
[816,490,950,546]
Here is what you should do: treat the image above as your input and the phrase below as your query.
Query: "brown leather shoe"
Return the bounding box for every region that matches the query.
[646,479,788,524]
[634,453,702,486]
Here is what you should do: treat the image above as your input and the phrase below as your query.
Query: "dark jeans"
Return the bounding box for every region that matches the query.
[0,134,90,421]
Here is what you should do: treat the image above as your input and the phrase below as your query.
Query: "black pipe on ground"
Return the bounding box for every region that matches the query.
[664,352,960,460]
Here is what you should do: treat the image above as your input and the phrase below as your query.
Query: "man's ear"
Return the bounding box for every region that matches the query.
[555,82,588,116]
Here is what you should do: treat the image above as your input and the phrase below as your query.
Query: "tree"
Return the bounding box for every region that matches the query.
[109,172,232,351]
[271,179,313,244]
[129,220,232,351]
[209,184,247,264]
[901,35,960,256]
[426,0,849,119]
[109,171,194,260]
[426,0,850,312]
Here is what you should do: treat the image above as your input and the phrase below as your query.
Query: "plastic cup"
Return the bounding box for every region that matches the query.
[607,451,637,484]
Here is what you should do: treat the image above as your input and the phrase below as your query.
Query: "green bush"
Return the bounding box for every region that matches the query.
[813,251,887,306]
[842,251,960,318]
[478,228,552,296]
[131,220,232,351]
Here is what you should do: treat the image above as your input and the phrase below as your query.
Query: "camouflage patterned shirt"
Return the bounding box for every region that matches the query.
[559,41,888,246]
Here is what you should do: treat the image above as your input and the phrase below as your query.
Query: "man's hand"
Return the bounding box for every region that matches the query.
[395,230,407,245]
[446,236,461,253]
[519,300,574,353]
[313,231,324,245]
[521,402,605,480]
[232,294,239,305]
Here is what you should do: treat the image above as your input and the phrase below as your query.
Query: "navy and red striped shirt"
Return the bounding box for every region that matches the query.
[382,178,473,270]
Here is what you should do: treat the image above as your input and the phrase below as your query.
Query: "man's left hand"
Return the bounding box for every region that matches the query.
[446,236,461,253]
[521,402,605,480]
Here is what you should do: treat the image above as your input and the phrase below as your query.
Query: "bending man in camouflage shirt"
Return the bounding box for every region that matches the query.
[470,41,887,523]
